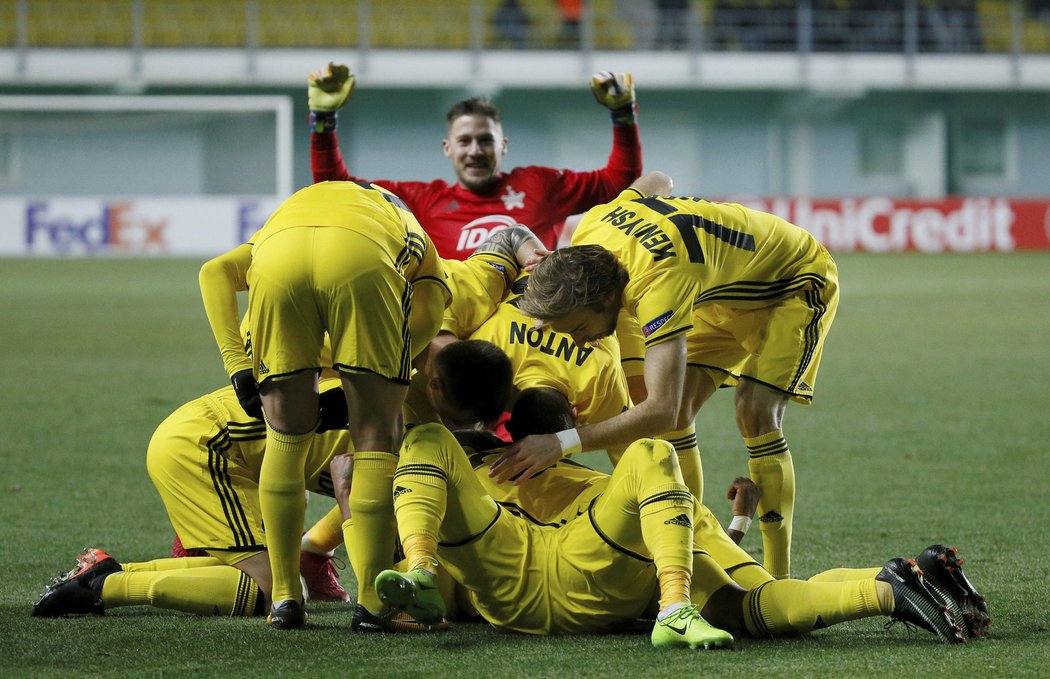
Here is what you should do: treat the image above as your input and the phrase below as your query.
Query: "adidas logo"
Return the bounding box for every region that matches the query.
[759,511,783,523]
[798,380,812,391]
[392,485,411,500]
[258,359,269,376]
[664,513,692,528]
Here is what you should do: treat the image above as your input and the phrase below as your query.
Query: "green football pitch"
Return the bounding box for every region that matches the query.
[1,254,1047,677]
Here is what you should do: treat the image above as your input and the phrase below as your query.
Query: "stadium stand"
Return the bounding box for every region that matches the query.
[2,0,1048,53]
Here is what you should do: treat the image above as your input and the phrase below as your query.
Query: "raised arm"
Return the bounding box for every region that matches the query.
[308,63,356,182]
[591,71,642,186]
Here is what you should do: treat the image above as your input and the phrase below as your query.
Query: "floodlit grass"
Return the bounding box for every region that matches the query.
[1,254,1048,677]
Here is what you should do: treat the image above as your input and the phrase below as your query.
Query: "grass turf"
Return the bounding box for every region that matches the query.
[1,254,1048,677]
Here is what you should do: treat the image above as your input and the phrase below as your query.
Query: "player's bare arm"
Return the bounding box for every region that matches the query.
[490,335,687,484]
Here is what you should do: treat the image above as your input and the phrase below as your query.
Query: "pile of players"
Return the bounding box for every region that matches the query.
[32,64,989,649]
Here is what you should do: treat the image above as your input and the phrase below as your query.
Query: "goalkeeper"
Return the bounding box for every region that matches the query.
[307,63,642,260]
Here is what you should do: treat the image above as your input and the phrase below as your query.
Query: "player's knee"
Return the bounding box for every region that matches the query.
[622,439,678,475]
[734,384,782,436]
[402,423,457,460]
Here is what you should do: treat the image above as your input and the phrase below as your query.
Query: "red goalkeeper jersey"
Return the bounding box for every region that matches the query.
[311,125,641,260]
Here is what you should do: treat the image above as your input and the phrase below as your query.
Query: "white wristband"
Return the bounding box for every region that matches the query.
[555,428,583,456]
[728,515,752,534]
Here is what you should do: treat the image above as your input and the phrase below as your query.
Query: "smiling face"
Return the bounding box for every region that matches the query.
[443,114,507,193]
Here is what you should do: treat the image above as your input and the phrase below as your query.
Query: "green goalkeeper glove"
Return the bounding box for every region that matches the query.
[308,63,355,133]
[590,71,637,126]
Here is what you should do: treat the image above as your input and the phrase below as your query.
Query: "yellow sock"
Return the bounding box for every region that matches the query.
[808,567,883,583]
[122,556,224,572]
[657,567,691,611]
[660,424,703,501]
[101,567,263,616]
[259,424,313,603]
[402,534,439,572]
[745,429,794,579]
[727,563,777,590]
[742,578,882,637]
[304,505,345,554]
[344,450,398,613]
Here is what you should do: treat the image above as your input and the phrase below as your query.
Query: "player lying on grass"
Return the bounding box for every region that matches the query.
[30,340,515,629]
[375,388,991,647]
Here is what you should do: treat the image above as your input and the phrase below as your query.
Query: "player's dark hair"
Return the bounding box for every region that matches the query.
[452,429,506,453]
[507,387,574,441]
[434,339,513,424]
[446,96,502,125]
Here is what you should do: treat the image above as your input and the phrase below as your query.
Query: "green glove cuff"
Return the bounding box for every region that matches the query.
[310,110,338,134]
[610,102,638,127]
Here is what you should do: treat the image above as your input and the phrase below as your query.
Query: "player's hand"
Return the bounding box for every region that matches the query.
[521,247,550,272]
[488,434,562,485]
[230,369,263,420]
[590,71,635,111]
[316,387,348,432]
[726,476,762,519]
[308,62,355,113]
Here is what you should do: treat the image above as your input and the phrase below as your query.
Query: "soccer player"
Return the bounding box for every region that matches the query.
[201,180,451,629]
[457,273,632,453]
[31,378,353,621]
[493,171,841,581]
[307,63,643,259]
[411,221,630,453]
[375,393,988,646]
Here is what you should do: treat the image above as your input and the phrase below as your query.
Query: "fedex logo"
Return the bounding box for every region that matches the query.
[25,201,168,253]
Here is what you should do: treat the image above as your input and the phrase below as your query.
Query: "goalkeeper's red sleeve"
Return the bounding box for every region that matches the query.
[311,129,352,183]
[606,122,643,186]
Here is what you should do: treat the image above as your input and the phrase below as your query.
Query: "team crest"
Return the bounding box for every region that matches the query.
[501,186,525,210]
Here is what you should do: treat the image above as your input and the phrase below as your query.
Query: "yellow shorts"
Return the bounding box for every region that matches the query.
[247,226,414,384]
[617,264,839,403]
[145,397,266,563]
[686,273,839,403]
[146,389,350,563]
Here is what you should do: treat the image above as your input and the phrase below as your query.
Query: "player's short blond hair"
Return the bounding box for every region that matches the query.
[518,245,628,320]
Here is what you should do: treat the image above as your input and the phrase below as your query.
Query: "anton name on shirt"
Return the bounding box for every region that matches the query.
[508,321,594,367]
